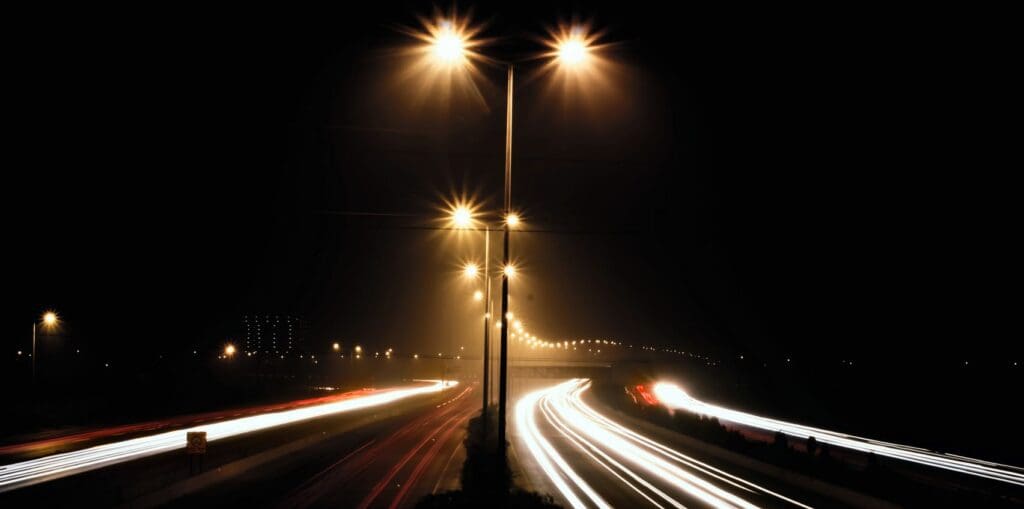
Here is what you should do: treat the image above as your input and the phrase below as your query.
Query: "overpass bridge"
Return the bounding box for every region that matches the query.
[508,359,612,379]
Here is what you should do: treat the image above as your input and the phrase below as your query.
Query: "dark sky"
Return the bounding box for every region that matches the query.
[8,3,1021,364]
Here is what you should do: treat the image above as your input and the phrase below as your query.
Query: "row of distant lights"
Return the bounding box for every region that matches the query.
[11,347,1021,369]
[507,315,617,355]
[223,343,471,362]
[13,349,111,368]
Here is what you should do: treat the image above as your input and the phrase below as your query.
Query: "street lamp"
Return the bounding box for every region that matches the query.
[448,205,497,421]
[32,310,59,384]
[452,205,474,229]
[414,14,604,459]
[432,24,466,64]
[332,342,341,352]
[488,29,603,454]
[557,34,590,67]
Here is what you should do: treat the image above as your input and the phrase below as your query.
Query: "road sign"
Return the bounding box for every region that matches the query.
[186,431,207,454]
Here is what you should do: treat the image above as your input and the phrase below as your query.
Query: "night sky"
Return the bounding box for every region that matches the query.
[9,3,1021,366]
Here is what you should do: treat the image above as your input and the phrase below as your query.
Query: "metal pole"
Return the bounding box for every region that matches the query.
[32,323,37,385]
[482,228,491,421]
[497,65,513,457]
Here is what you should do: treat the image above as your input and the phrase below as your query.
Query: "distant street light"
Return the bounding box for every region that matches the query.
[332,342,340,352]
[224,344,236,357]
[505,213,521,228]
[32,310,59,384]
[463,262,480,279]
[473,290,484,301]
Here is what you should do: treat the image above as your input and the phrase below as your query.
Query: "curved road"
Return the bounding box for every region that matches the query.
[513,379,817,509]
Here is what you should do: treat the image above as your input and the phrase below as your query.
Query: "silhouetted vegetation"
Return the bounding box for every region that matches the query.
[416,407,561,509]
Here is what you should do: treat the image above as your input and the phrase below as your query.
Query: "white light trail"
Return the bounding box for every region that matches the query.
[516,379,811,509]
[652,382,1024,487]
[0,380,458,492]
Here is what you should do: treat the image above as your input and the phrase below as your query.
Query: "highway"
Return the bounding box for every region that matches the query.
[512,379,825,509]
[652,382,1024,487]
[275,383,477,508]
[0,380,470,508]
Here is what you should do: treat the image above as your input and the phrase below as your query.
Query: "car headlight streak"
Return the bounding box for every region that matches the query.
[652,382,1024,487]
[516,379,812,509]
[0,380,457,492]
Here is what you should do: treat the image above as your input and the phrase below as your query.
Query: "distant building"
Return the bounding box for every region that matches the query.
[242,314,307,356]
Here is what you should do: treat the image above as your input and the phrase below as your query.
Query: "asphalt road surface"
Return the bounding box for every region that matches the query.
[509,378,896,509]
[0,381,473,508]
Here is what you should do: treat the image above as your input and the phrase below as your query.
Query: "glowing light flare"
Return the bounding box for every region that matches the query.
[224,344,236,357]
[544,24,603,72]
[473,290,484,301]
[42,311,58,327]
[406,14,484,71]
[452,205,474,229]
[503,264,517,278]
[462,262,480,279]
[395,12,489,113]
[0,380,458,492]
[558,36,589,66]
[431,22,466,65]
[536,22,621,112]
[652,382,1024,486]
[506,213,521,228]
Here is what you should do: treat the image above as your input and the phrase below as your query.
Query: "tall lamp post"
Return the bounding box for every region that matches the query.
[421,17,597,456]
[33,311,59,384]
[496,66,513,456]
[452,208,501,425]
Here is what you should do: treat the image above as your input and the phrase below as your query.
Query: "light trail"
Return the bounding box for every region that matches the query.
[652,382,1024,487]
[516,379,811,509]
[0,380,458,492]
